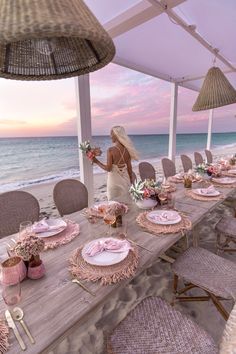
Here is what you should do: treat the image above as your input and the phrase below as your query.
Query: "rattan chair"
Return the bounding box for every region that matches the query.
[205,149,213,164]
[220,301,236,353]
[180,154,193,173]
[0,191,40,238]
[194,152,204,166]
[107,296,218,354]
[53,179,88,216]
[161,158,176,179]
[138,162,156,181]
[215,216,236,254]
[172,247,236,320]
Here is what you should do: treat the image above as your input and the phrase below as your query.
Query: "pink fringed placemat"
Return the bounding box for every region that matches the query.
[0,319,9,353]
[211,180,236,188]
[186,190,224,201]
[136,211,191,236]
[43,220,80,250]
[68,247,139,285]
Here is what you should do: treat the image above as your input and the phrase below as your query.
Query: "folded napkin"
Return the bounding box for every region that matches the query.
[174,173,183,180]
[200,185,216,195]
[85,239,132,257]
[32,219,63,233]
[150,211,178,222]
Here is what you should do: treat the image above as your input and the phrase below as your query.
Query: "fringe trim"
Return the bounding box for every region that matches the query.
[43,220,80,250]
[0,320,9,354]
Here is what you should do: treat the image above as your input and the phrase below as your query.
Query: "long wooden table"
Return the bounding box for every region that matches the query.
[0,183,235,353]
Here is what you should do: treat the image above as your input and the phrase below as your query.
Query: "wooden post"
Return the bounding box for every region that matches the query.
[206,109,214,150]
[168,82,178,162]
[75,75,94,206]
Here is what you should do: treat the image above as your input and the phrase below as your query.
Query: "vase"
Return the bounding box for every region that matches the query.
[136,198,157,209]
[111,215,122,228]
[1,256,27,285]
[27,260,45,280]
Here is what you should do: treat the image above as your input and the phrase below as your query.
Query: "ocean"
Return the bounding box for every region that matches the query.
[1,133,236,193]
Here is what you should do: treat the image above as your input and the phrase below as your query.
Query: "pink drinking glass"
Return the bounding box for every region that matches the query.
[1,271,21,307]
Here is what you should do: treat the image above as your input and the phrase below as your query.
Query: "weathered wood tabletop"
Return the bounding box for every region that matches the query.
[0,183,235,353]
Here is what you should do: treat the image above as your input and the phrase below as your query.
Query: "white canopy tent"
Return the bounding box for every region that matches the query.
[76,0,236,204]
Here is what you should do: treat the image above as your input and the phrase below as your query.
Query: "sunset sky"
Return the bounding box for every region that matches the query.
[0,63,236,138]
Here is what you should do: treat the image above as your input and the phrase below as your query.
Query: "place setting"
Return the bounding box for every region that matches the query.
[69,229,139,287]
[186,185,224,201]
[211,176,236,188]
[136,209,192,236]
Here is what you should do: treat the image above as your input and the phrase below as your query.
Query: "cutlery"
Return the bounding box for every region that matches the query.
[12,307,35,344]
[72,279,96,296]
[126,238,153,253]
[5,310,26,351]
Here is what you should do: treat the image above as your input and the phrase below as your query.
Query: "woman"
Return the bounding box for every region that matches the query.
[93,126,138,204]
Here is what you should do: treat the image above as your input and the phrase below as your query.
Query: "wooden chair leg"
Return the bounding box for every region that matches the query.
[208,293,229,321]
[173,274,178,293]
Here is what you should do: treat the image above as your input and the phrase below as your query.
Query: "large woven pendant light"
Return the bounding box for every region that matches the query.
[192,67,236,111]
[0,0,115,81]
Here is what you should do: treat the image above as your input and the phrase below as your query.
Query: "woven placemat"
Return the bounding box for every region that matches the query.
[0,319,9,353]
[211,180,236,188]
[186,190,224,201]
[68,247,139,285]
[43,220,80,250]
[136,211,191,236]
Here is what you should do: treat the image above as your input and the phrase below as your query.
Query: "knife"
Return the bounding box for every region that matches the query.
[5,310,26,351]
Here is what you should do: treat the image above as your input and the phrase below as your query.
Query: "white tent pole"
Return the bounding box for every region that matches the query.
[75,74,94,206]
[168,82,178,162]
[206,109,214,150]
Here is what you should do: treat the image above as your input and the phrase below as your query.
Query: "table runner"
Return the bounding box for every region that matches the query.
[186,190,224,201]
[136,211,191,236]
[69,247,139,285]
[0,319,9,353]
[43,220,80,250]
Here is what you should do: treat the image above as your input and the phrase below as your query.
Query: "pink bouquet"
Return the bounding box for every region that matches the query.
[79,141,102,162]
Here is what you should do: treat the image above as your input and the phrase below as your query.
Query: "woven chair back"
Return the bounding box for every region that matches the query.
[161,158,176,179]
[205,149,213,164]
[0,191,40,238]
[194,152,204,166]
[180,155,193,173]
[220,302,236,353]
[138,162,156,181]
[53,179,88,216]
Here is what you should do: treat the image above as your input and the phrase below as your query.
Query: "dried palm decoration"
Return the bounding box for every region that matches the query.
[0,0,115,81]
[192,67,236,111]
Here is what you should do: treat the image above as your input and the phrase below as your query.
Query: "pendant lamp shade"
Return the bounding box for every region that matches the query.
[192,67,236,111]
[0,0,115,81]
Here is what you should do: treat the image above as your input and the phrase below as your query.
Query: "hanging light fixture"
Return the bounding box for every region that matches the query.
[192,66,236,111]
[0,0,115,81]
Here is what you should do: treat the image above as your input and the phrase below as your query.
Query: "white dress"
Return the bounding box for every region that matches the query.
[107,146,132,204]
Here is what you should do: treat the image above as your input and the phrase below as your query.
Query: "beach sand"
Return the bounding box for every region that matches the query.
[19,148,236,353]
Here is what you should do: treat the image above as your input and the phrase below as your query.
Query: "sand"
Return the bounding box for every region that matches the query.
[16,146,236,353]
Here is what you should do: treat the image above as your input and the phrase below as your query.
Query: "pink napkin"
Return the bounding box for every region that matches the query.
[200,185,216,195]
[151,211,178,222]
[32,219,63,233]
[85,239,132,257]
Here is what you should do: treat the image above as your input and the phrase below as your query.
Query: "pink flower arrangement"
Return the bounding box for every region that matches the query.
[106,202,128,217]
[79,141,102,162]
[14,235,45,266]
[207,165,221,177]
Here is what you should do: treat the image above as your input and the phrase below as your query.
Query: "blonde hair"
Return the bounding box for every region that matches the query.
[112,126,139,161]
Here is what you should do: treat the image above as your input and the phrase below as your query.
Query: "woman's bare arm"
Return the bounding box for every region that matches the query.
[93,148,113,172]
[126,157,133,183]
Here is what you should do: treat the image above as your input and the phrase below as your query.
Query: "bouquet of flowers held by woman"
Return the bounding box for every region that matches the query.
[79,140,102,162]
[129,179,161,201]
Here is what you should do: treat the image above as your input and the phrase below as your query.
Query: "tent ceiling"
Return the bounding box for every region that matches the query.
[84,0,236,92]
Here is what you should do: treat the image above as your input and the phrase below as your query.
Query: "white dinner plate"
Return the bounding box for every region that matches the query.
[212,177,236,184]
[81,238,129,266]
[146,210,181,225]
[228,169,236,175]
[36,219,67,238]
[192,188,220,197]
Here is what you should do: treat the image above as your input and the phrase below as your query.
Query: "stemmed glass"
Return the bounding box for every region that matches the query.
[158,189,168,206]
[1,271,21,308]
[19,221,33,240]
[103,213,116,237]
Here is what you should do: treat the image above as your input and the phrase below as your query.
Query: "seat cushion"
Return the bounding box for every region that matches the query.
[172,247,236,299]
[108,297,217,354]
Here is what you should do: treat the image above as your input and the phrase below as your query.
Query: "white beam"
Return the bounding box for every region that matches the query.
[147,0,236,71]
[104,0,186,38]
[206,109,214,151]
[168,83,178,161]
[175,69,235,84]
[75,75,94,206]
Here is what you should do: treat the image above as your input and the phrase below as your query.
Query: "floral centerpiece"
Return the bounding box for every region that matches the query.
[195,163,207,174]
[206,165,221,177]
[14,235,45,266]
[106,202,128,227]
[79,140,102,162]
[129,179,161,209]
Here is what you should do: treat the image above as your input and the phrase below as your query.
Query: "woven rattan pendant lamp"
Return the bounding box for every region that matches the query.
[192,66,236,111]
[0,0,115,81]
